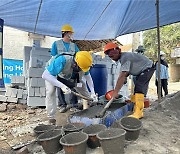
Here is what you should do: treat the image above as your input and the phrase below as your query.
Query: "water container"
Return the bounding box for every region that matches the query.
[90,64,107,96]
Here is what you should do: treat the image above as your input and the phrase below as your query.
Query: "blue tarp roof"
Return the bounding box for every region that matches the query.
[0,0,180,40]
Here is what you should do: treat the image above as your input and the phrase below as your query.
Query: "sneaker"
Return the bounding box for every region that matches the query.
[70,107,80,112]
[49,119,56,125]
[58,106,67,113]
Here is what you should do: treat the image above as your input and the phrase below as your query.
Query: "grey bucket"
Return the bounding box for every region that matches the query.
[37,129,63,154]
[97,128,126,154]
[63,123,85,134]
[60,132,88,154]
[82,124,106,149]
[34,124,56,136]
[119,117,142,141]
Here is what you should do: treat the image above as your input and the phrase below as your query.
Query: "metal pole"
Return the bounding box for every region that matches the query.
[155,0,161,102]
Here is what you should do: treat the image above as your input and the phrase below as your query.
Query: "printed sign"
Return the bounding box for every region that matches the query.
[3,59,23,84]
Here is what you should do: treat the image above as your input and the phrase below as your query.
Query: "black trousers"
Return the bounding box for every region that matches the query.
[134,65,155,95]
[57,76,78,107]
[155,79,168,97]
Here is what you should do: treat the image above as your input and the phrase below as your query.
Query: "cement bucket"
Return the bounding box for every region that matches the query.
[119,117,142,141]
[34,124,56,136]
[63,123,85,134]
[97,128,126,154]
[60,132,88,154]
[82,124,106,149]
[37,129,63,154]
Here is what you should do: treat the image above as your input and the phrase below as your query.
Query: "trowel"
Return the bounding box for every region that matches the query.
[96,98,114,118]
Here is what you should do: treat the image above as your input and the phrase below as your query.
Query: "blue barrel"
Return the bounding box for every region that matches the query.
[90,64,107,96]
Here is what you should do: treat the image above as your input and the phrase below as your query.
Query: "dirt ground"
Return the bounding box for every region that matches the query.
[0,80,180,154]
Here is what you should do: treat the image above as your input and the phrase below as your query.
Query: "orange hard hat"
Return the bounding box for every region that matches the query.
[104,42,118,53]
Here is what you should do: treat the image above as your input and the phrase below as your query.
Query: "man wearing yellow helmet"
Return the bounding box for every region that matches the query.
[50,24,79,113]
[42,51,97,125]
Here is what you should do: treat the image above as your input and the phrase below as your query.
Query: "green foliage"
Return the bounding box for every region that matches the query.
[143,23,180,64]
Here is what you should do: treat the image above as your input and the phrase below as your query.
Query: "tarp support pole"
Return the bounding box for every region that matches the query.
[156,0,161,102]
[34,0,43,33]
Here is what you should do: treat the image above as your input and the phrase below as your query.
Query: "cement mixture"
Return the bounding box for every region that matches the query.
[0,91,180,154]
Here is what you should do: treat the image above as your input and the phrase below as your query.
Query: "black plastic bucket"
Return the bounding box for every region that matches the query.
[37,129,63,154]
[97,128,126,154]
[63,123,85,134]
[60,132,88,154]
[82,124,106,149]
[119,117,142,141]
[34,124,56,136]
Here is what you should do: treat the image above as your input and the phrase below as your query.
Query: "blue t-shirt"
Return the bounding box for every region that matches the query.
[51,40,79,56]
[47,55,90,76]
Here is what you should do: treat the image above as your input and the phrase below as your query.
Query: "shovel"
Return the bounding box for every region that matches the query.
[96,98,114,118]
[71,90,93,101]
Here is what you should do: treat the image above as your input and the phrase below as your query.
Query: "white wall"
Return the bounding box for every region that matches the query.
[3,26,59,60]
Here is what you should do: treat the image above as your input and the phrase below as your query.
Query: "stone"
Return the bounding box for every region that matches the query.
[7,103,16,110]
[0,103,7,112]
[15,146,29,154]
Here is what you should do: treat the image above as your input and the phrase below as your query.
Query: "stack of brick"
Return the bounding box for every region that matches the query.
[25,47,51,106]
[0,76,27,104]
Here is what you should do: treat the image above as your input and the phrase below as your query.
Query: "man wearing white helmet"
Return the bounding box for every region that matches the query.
[155,51,169,97]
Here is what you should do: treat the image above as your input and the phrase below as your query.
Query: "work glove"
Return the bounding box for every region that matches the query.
[61,84,71,94]
[90,93,98,103]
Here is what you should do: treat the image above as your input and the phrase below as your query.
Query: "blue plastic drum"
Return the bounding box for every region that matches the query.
[90,64,107,96]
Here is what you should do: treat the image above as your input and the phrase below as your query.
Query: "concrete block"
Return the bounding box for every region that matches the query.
[34,88,41,96]
[28,87,35,96]
[23,46,32,74]
[30,47,50,56]
[23,90,28,94]
[27,68,44,78]
[17,89,23,98]
[16,76,25,84]
[38,78,45,87]
[11,88,18,98]
[18,99,27,104]
[0,88,6,95]
[0,95,7,102]
[27,96,45,107]
[40,87,46,97]
[5,88,12,97]
[22,90,28,100]
[26,62,29,72]
[22,93,28,100]
[7,97,18,103]
[30,78,38,87]
[29,57,44,68]
[26,78,30,86]
[11,76,16,84]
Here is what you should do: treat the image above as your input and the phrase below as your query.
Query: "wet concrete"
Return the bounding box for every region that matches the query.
[72,103,126,119]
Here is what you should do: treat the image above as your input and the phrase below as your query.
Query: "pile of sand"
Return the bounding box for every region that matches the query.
[151,91,180,120]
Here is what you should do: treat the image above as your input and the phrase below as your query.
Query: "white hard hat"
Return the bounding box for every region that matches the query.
[160,51,165,56]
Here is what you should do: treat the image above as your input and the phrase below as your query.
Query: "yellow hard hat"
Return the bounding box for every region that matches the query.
[61,24,74,33]
[75,51,92,72]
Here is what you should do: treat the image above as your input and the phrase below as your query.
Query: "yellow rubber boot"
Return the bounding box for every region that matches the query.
[131,95,135,103]
[129,93,144,119]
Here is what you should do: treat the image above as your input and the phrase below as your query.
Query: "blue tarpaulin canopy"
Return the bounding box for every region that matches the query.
[0,0,180,40]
